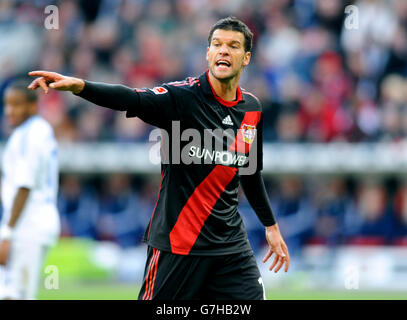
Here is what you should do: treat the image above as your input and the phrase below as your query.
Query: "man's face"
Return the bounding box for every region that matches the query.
[4,89,34,128]
[206,29,251,82]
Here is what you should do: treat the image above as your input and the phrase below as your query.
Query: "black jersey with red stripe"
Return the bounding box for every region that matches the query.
[126,70,264,256]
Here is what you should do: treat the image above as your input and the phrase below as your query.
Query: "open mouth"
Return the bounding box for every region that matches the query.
[216,60,231,68]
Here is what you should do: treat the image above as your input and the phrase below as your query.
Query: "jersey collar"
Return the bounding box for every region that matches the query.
[199,70,244,107]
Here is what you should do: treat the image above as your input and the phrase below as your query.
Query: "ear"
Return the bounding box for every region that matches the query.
[206,47,209,62]
[242,51,251,67]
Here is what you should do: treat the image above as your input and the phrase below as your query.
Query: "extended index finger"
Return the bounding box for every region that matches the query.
[28,71,61,82]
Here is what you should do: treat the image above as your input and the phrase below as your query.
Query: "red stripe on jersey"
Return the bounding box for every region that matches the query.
[169,165,238,255]
[147,250,160,300]
[142,248,158,300]
[148,249,158,297]
[229,111,261,154]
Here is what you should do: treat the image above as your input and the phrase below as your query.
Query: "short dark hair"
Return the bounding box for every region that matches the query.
[6,77,37,103]
[208,16,253,52]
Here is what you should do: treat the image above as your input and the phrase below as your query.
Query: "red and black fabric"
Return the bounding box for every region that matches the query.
[139,245,264,300]
[77,70,276,256]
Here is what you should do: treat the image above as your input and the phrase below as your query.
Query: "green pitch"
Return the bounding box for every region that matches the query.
[37,239,407,300]
[37,282,407,300]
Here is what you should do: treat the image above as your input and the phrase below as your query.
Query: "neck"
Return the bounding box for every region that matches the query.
[207,69,242,101]
[14,114,36,128]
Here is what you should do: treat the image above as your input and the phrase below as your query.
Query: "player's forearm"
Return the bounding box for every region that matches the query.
[240,171,276,227]
[7,187,30,228]
[74,80,139,112]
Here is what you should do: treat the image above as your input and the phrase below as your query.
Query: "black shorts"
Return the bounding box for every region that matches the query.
[138,246,266,300]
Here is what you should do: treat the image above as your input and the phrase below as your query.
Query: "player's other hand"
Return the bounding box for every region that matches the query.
[0,240,11,266]
[263,224,290,273]
[28,71,85,94]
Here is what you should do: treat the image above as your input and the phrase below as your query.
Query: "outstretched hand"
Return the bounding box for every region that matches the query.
[28,71,85,94]
[263,224,290,273]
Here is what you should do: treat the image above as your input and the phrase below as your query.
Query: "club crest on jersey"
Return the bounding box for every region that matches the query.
[241,124,256,144]
[152,86,168,95]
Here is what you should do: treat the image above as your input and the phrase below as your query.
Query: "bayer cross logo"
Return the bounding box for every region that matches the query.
[241,124,256,144]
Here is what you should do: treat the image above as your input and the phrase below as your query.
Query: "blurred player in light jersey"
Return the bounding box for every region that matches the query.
[0,78,60,299]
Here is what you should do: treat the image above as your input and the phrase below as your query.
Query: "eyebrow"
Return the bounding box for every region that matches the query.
[212,38,241,45]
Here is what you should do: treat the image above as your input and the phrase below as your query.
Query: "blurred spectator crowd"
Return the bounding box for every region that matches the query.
[0,0,407,142]
[1,0,407,253]
[4,170,407,255]
[53,173,407,254]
